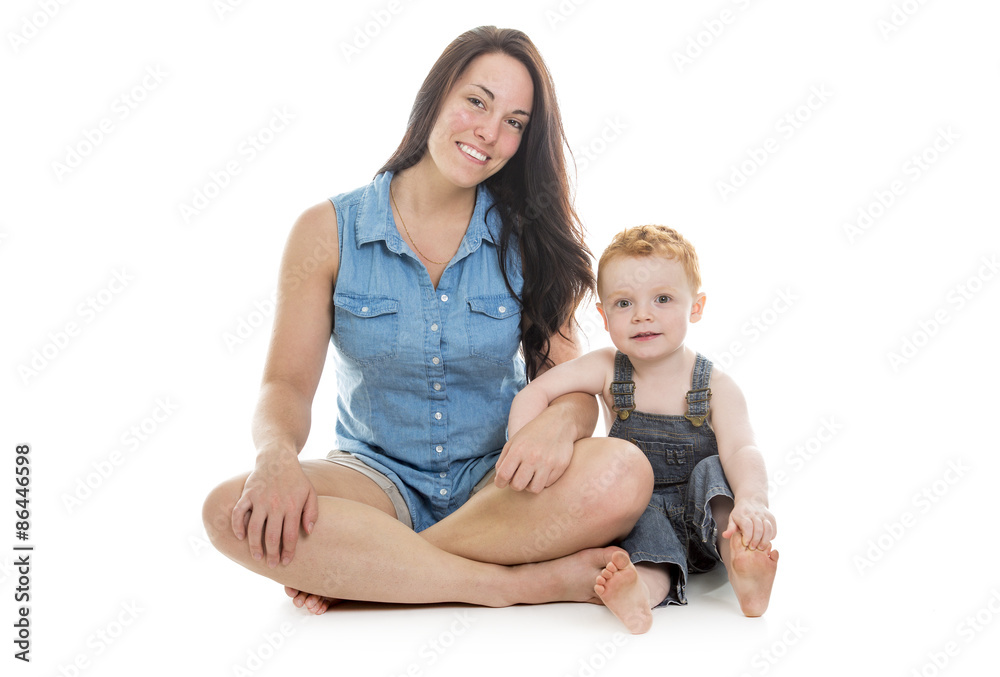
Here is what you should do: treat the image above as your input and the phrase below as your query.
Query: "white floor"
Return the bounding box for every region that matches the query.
[4,1,1000,675]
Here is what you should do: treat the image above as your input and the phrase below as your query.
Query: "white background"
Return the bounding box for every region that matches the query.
[3,0,999,675]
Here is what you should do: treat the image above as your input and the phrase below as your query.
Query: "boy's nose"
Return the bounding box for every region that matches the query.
[632,305,653,321]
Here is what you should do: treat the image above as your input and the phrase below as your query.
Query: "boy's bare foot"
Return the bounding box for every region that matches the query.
[284,586,339,615]
[722,535,779,617]
[593,550,653,634]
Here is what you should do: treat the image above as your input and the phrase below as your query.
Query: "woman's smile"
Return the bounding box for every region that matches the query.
[457,142,489,163]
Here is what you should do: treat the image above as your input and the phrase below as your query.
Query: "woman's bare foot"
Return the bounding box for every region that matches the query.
[721,533,779,617]
[593,551,653,634]
[283,547,622,612]
[284,586,339,615]
[514,546,629,606]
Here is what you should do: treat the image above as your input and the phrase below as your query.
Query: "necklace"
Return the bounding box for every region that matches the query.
[390,184,449,266]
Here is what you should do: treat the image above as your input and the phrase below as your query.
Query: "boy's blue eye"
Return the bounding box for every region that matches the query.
[615,299,631,308]
[656,295,671,303]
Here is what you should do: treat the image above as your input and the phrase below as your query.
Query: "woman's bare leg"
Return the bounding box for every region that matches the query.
[421,437,650,563]
[202,438,652,607]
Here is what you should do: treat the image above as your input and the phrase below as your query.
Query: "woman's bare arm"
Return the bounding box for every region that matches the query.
[495,319,601,493]
[231,200,340,568]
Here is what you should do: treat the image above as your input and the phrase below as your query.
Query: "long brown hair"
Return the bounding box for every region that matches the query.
[378,26,593,379]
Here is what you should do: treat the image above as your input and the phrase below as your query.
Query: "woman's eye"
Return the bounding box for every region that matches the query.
[468,97,484,108]
[507,119,523,130]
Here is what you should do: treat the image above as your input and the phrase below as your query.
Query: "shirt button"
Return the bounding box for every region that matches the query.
[361,306,369,312]
[439,472,447,478]
[434,412,442,420]
[435,445,443,453]
[498,306,506,313]
[439,489,448,496]
[440,294,449,302]
[433,382,442,391]
[432,357,440,365]
[431,323,439,332]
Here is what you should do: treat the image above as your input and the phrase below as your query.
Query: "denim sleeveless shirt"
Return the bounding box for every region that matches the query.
[329,171,526,531]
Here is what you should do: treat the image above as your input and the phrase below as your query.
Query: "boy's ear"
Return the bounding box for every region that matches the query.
[595,303,610,332]
[689,292,707,323]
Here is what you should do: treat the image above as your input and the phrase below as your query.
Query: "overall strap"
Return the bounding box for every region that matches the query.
[685,353,713,427]
[610,351,636,420]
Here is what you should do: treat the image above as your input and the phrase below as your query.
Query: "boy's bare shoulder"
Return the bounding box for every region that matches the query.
[708,362,747,402]
[577,346,617,387]
[531,345,617,396]
[587,345,618,364]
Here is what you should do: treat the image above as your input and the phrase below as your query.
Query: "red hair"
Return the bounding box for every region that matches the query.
[597,225,701,295]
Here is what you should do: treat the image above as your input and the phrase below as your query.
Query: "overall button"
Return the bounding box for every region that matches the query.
[440,294,449,302]
[433,383,442,391]
[435,445,443,453]
[431,323,439,331]
[434,412,442,420]
[439,472,447,478]
[432,357,440,365]
[498,306,506,313]
[439,489,448,496]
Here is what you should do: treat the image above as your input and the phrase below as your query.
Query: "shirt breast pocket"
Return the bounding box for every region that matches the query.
[466,294,521,365]
[632,440,694,488]
[333,293,400,364]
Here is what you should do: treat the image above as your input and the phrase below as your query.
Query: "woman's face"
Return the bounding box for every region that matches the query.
[425,52,534,189]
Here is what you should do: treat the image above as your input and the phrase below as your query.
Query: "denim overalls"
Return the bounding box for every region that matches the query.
[609,351,734,606]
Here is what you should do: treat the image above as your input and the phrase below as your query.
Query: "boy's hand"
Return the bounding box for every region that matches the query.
[722,497,776,551]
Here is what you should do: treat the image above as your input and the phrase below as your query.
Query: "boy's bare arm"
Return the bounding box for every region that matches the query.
[496,347,616,492]
[506,347,615,437]
[710,370,777,550]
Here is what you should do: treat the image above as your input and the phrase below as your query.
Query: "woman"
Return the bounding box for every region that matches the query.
[202,26,653,613]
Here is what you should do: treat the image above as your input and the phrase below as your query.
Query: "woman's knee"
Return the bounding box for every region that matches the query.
[606,437,654,514]
[201,473,248,553]
[575,437,653,528]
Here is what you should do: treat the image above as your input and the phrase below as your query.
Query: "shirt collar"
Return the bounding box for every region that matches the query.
[354,171,501,256]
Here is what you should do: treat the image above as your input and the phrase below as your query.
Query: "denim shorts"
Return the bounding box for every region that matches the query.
[322,450,496,531]
[619,455,734,607]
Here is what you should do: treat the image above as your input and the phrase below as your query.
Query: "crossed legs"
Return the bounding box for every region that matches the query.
[202,437,653,609]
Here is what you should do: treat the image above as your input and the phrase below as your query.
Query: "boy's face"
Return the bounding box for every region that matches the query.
[596,255,706,363]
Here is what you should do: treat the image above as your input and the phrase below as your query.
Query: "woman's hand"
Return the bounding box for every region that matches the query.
[495,392,595,493]
[231,449,319,568]
[494,421,573,493]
